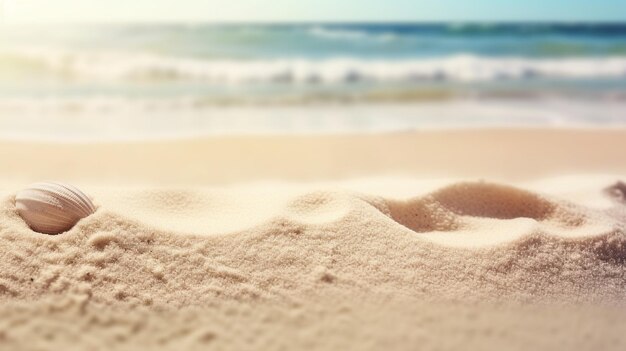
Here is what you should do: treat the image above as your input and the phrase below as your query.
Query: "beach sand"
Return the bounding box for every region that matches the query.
[1,129,625,350]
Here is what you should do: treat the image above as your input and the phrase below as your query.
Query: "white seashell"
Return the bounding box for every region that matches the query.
[15,181,96,235]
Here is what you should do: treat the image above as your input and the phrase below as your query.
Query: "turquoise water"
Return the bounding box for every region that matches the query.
[1,23,626,98]
[0,23,625,137]
[6,23,626,59]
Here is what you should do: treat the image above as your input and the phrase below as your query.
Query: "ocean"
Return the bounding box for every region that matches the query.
[1,23,625,139]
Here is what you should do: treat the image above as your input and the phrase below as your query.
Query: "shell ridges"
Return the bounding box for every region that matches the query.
[15,181,96,235]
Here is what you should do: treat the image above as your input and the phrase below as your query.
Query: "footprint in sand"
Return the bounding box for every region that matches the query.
[604,181,626,204]
[603,181,626,225]
[385,182,619,248]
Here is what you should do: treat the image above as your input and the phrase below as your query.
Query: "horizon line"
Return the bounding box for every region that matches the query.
[3,19,626,26]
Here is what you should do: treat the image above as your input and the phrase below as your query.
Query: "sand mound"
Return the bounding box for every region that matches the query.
[0,179,625,349]
[1,180,624,306]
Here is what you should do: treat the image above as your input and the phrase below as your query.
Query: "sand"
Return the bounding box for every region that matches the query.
[0,129,625,350]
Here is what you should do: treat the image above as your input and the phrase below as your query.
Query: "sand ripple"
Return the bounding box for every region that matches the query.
[0,180,624,308]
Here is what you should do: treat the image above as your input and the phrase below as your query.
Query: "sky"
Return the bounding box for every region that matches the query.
[2,0,626,24]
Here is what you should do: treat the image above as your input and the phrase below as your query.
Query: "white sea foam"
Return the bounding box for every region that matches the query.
[1,98,626,141]
[3,48,626,84]
[308,26,397,42]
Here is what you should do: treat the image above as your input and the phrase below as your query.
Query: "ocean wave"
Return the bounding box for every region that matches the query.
[307,26,397,42]
[2,48,626,84]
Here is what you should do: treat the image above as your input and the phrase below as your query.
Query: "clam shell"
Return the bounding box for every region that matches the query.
[15,181,96,235]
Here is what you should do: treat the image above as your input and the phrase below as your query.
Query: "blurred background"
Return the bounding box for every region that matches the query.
[1,0,625,139]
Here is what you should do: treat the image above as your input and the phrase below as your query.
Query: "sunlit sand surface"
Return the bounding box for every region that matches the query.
[0,129,625,349]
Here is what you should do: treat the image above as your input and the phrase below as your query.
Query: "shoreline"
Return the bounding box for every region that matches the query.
[2,128,626,184]
[1,99,626,141]
[3,125,626,143]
